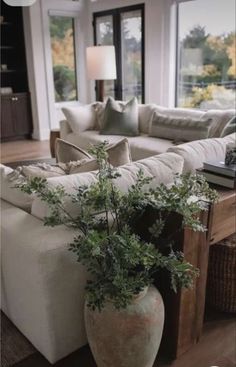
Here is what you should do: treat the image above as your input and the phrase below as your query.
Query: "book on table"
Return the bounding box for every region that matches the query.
[203,160,236,178]
[196,168,236,189]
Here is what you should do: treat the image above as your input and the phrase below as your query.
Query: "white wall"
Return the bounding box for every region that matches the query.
[23,0,177,140]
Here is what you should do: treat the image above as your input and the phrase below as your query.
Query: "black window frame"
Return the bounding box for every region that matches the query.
[93,4,145,103]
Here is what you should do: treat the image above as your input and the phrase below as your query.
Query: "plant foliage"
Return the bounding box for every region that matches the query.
[18,142,218,311]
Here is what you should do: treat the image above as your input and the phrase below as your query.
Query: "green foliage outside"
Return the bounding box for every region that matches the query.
[50,16,77,102]
[179,25,236,108]
[17,142,218,311]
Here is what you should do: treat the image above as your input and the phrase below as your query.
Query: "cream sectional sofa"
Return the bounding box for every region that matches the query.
[60,103,235,161]
[1,152,184,364]
[1,132,235,363]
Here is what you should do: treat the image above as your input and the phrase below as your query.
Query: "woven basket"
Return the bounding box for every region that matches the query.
[207,233,236,313]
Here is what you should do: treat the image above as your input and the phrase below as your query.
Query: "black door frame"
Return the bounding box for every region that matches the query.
[93,4,145,103]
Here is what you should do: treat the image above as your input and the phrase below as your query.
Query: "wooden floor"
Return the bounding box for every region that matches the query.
[0,139,50,164]
[1,139,236,367]
[11,309,236,367]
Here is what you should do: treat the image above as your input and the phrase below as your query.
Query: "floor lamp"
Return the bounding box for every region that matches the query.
[86,45,117,102]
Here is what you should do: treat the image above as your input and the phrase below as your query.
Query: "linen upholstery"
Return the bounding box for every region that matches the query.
[55,138,92,163]
[167,133,236,173]
[1,200,87,363]
[69,138,131,174]
[220,116,236,137]
[19,163,66,178]
[203,109,235,137]
[100,97,139,136]
[62,104,96,133]
[31,152,184,220]
[128,135,174,160]
[0,164,33,212]
[149,112,213,142]
[94,102,155,134]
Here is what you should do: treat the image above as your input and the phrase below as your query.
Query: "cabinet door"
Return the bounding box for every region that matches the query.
[1,96,15,139]
[12,93,32,136]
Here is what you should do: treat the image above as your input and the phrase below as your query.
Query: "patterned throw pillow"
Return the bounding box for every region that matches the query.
[100,97,139,136]
[149,112,213,142]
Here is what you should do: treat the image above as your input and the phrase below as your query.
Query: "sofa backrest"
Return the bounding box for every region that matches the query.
[167,133,236,173]
[31,152,184,220]
[61,102,235,138]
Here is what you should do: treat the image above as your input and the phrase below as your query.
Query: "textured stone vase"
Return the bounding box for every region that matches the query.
[84,286,165,367]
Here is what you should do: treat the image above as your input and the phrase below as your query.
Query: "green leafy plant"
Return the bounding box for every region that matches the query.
[18,142,217,311]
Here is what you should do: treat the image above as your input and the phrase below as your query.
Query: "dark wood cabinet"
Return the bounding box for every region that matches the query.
[1,93,32,140]
[1,1,33,141]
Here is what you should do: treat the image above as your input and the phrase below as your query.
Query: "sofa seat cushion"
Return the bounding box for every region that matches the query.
[64,131,174,161]
[167,133,236,173]
[64,131,127,150]
[31,152,184,220]
[128,135,174,161]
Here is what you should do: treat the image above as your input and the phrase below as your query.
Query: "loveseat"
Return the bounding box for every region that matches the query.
[1,130,235,363]
[60,102,235,161]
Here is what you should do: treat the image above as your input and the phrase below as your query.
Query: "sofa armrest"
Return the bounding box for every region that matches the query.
[60,119,72,139]
[167,133,236,173]
[1,200,87,363]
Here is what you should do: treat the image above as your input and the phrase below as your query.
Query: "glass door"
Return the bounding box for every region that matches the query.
[94,4,145,102]
[121,9,143,102]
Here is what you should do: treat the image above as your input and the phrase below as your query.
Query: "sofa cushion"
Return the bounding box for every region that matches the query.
[220,116,236,137]
[94,102,155,134]
[31,153,184,220]
[69,139,132,174]
[203,109,235,137]
[62,104,96,133]
[19,163,66,178]
[0,164,34,212]
[100,97,139,136]
[128,135,174,161]
[167,133,236,173]
[149,112,213,142]
[62,131,126,151]
[55,138,92,163]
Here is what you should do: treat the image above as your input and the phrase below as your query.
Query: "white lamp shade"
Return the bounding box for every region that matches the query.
[86,45,117,80]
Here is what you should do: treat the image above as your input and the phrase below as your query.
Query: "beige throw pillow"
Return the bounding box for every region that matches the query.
[69,138,132,174]
[55,138,92,163]
[149,112,213,142]
[62,104,96,133]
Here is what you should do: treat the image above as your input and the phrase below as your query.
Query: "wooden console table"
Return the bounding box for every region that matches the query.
[160,187,236,359]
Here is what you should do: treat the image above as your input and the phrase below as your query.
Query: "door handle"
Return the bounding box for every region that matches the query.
[11,97,18,101]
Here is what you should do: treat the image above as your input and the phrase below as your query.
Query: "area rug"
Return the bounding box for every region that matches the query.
[1,312,36,367]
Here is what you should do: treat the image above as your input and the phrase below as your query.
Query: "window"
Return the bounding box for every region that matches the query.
[94,4,145,103]
[176,0,236,109]
[49,16,77,102]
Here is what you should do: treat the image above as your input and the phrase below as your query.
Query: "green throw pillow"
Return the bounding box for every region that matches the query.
[100,97,139,136]
[220,116,236,137]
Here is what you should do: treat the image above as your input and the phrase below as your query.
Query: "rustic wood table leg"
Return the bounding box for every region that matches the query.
[50,129,60,158]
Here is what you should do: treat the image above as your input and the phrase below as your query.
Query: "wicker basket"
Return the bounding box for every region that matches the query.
[207,233,236,313]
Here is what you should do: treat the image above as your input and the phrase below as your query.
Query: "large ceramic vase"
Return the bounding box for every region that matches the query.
[84,286,164,367]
